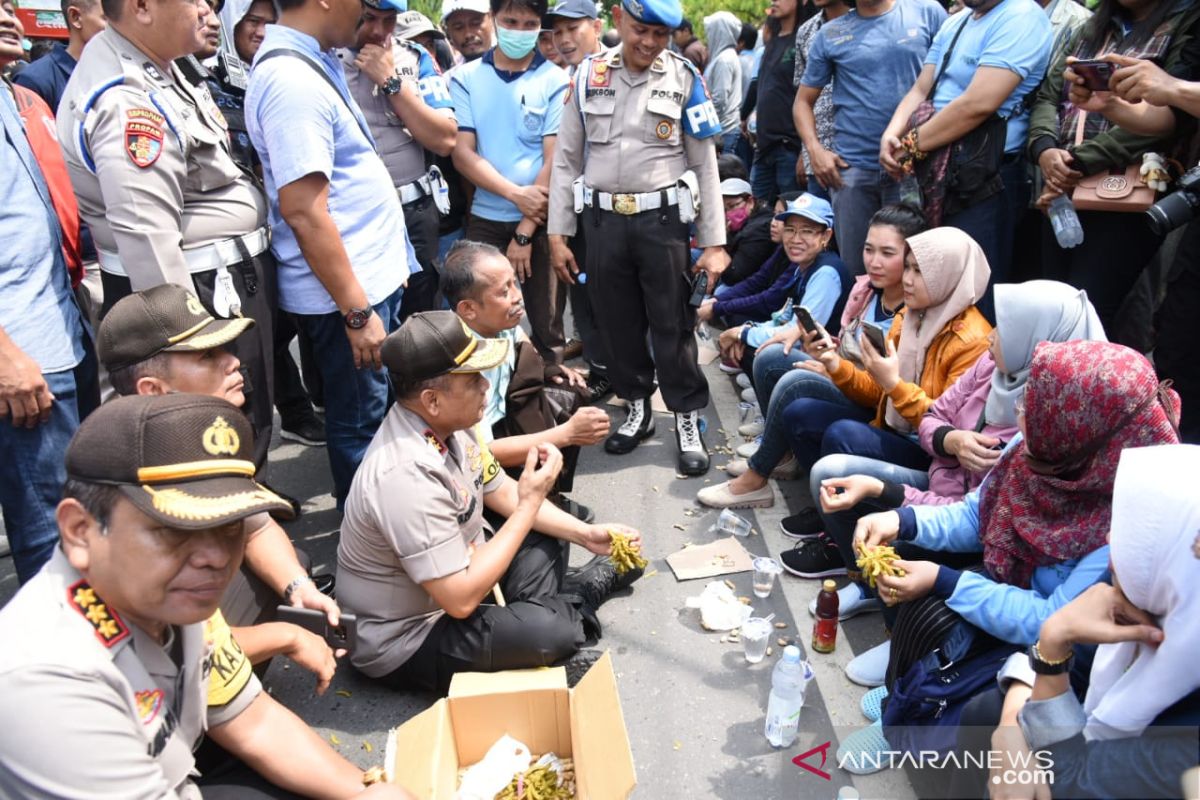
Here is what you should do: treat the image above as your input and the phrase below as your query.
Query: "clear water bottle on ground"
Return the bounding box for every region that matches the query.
[1048,194,1084,248]
[765,646,814,748]
[899,173,922,207]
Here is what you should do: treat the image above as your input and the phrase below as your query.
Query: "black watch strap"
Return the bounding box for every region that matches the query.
[513,232,533,247]
[1029,642,1074,675]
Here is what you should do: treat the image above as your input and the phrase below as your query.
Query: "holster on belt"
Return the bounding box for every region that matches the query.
[676,170,700,224]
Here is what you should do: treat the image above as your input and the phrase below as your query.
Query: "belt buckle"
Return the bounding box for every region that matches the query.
[612,193,638,215]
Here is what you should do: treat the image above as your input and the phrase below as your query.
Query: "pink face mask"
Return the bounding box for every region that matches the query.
[726,207,750,232]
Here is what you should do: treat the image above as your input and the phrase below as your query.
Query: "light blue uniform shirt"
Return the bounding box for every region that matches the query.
[924,0,1052,153]
[0,87,85,374]
[246,25,415,315]
[449,50,568,223]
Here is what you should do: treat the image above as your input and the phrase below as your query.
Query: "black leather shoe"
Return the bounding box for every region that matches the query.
[604,397,654,454]
[674,410,709,476]
[584,371,613,404]
[553,647,603,687]
[564,553,644,610]
[280,414,326,446]
[551,494,595,524]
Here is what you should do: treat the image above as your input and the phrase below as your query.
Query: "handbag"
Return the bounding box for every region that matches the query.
[1070,112,1157,212]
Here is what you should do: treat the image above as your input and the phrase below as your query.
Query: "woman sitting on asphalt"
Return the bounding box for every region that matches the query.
[698,227,990,520]
[779,282,1106,683]
[836,340,1181,773]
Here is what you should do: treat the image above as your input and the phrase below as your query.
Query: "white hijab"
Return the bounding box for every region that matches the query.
[1083,444,1200,740]
[985,281,1106,428]
[219,0,254,64]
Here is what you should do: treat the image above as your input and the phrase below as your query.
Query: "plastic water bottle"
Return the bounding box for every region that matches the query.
[765,646,814,748]
[1048,195,1084,248]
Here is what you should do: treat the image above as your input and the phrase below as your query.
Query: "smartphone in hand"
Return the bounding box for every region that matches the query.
[277,606,357,652]
[1072,59,1116,91]
[860,322,888,355]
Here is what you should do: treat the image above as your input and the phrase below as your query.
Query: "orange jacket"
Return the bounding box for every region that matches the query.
[828,306,992,430]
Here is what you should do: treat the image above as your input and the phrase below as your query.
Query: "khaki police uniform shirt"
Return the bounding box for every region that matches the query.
[57,28,267,290]
[0,549,261,799]
[337,406,504,678]
[547,46,724,247]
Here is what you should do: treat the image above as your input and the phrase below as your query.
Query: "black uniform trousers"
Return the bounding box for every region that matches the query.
[100,251,276,472]
[398,194,442,321]
[383,531,594,695]
[567,218,610,374]
[584,204,708,412]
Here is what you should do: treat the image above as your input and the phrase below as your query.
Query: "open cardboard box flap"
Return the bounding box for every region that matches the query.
[387,651,636,799]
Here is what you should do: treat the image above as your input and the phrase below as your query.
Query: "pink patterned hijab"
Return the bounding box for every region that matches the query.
[977,340,1180,588]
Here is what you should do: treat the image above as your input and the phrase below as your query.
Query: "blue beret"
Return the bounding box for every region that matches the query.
[362,0,408,11]
[622,0,682,29]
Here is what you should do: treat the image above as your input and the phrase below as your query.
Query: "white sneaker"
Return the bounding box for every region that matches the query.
[845,640,890,688]
[735,437,760,458]
[737,417,764,437]
[735,373,753,390]
[741,387,757,404]
[807,581,883,621]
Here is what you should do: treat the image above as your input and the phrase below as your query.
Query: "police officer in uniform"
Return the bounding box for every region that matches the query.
[0,394,413,799]
[548,0,730,476]
[57,0,277,469]
[340,0,458,319]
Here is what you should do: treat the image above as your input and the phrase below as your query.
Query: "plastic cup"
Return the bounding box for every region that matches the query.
[741,617,771,663]
[752,557,782,598]
[715,508,752,538]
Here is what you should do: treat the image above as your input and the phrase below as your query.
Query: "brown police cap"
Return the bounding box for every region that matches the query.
[97,284,254,372]
[382,310,508,384]
[65,394,294,529]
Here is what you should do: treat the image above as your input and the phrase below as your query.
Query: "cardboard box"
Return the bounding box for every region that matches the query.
[386,651,636,799]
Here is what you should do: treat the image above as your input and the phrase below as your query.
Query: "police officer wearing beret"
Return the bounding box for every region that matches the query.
[57,0,277,470]
[0,395,414,799]
[547,0,730,476]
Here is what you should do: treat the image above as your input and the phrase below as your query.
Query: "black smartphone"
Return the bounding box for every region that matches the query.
[795,306,818,334]
[860,322,888,355]
[688,272,708,307]
[277,606,357,651]
[1072,59,1116,91]
[989,440,1008,452]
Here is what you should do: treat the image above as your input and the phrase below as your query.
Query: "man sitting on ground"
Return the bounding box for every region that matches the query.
[337,311,644,693]
[441,240,609,522]
[0,394,413,798]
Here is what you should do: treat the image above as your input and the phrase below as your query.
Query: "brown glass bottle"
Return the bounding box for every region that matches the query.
[811,579,839,654]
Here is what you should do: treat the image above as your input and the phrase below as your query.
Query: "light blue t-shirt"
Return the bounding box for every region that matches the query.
[449,50,568,223]
[803,0,947,169]
[478,326,520,437]
[246,25,415,315]
[925,0,1052,153]
[0,88,85,374]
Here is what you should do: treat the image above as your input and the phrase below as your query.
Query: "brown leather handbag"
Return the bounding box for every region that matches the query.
[1070,111,1157,212]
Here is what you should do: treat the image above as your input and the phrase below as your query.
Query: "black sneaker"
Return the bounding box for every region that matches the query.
[551,494,595,524]
[553,647,603,687]
[280,414,326,447]
[604,397,654,454]
[563,553,644,609]
[780,507,824,540]
[780,535,848,578]
[584,371,613,404]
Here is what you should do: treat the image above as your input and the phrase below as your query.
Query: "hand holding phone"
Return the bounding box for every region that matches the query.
[1071,58,1116,91]
[277,606,358,652]
[860,322,888,355]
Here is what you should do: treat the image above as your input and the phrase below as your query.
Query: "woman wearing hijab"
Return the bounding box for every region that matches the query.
[784,282,1106,686]
[983,445,1200,799]
[698,227,992,510]
[839,340,1181,773]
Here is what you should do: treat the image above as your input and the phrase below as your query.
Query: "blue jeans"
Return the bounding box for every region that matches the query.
[750,144,801,206]
[719,130,740,155]
[750,343,809,417]
[829,166,902,276]
[0,345,99,583]
[293,287,403,506]
[781,398,875,474]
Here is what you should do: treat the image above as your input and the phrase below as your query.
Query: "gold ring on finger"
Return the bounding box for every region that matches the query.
[890,587,898,601]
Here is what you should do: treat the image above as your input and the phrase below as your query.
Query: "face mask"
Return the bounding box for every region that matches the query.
[496,25,538,59]
[726,206,750,232]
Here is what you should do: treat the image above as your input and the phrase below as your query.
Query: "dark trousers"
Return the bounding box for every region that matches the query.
[1156,220,1200,443]
[398,195,442,321]
[567,221,609,373]
[781,398,875,472]
[385,532,591,694]
[100,253,276,470]
[272,309,320,427]
[585,205,709,412]
[1041,208,1163,343]
[466,215,566,364]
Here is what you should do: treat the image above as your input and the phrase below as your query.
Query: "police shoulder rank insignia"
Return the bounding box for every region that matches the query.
[655,120,673,140]
[125,107,165,168]
[67,579,130,648]
[423,427,448,455]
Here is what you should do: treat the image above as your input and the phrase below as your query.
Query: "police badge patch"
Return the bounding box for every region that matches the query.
[125,113,164,168]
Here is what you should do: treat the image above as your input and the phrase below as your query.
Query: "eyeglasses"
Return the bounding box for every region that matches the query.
[781,226,825,240]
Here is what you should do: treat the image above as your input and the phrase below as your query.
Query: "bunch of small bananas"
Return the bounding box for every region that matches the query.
[855,544,905,589]
[495,763,574,800]
[608,530,648,576]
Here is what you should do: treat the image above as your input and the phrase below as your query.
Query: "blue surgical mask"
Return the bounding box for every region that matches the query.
[496,25,539,59]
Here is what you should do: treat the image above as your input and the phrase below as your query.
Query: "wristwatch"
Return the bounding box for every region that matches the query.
[513,232,533,247]
[343,306,374,329]
[380,73,403,96]
[1029,640,1074,675]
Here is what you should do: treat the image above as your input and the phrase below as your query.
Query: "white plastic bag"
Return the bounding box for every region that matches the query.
[456,734,532,800]
[685,580,753,631]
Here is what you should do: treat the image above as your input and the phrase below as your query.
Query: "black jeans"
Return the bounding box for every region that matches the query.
[567,220,609,373]
[398,195,442,321]
[1155,219,1200,443]
[384,532,593,694]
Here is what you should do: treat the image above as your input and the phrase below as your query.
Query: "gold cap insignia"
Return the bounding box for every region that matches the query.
[203,416,241,456]
[186,294,206,317]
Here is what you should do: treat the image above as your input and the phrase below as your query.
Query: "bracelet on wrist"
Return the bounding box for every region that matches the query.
[1030,639,1074,675]
[282,573,312,604]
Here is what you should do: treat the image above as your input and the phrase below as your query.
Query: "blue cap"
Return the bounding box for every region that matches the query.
[362,0,407,12]
[622,0,682,29]
[546,0,598,19]
[774,193,835,229]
